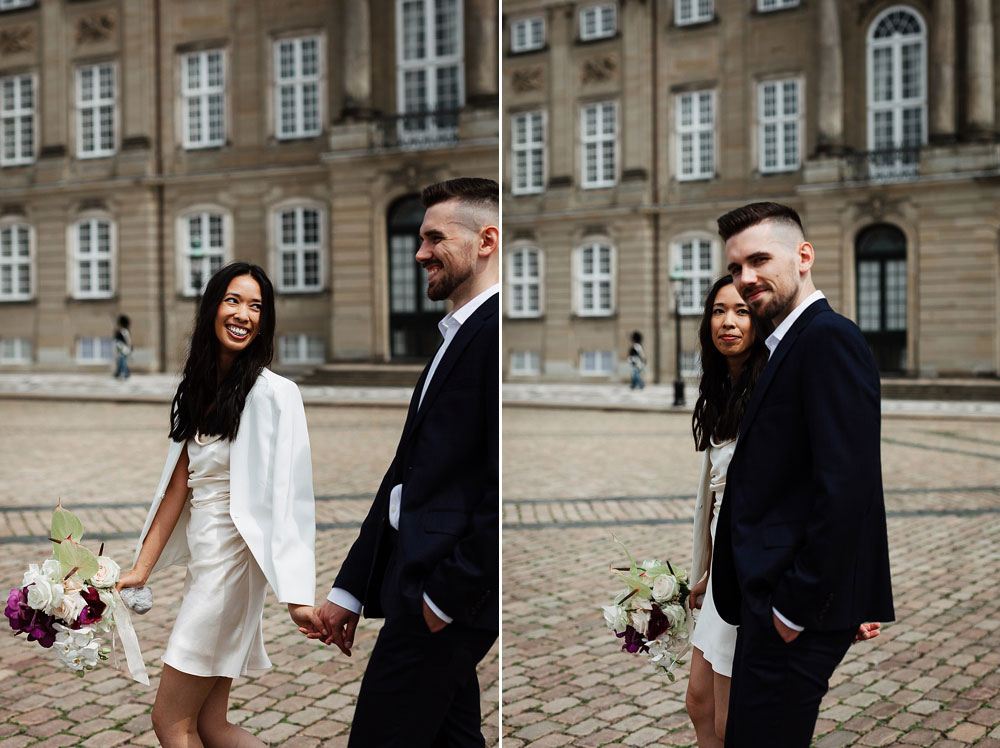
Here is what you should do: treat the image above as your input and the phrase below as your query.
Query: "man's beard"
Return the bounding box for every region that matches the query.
[746,283,797,322]
[426,261,475,302]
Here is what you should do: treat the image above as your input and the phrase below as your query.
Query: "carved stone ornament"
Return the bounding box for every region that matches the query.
[511,66,543,94]
[0,26,33,56]
[77,14,115,43]
[582,55,617,84]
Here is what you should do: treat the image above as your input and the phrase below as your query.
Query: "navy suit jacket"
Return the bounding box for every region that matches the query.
[333,293,499,632]
[712,298,895,631]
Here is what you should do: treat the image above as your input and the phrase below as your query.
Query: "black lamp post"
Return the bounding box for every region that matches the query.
[669,268,686,407]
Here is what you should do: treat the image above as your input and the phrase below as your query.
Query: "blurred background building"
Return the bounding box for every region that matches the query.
[502,0,1000,384]
[0,0,498,374]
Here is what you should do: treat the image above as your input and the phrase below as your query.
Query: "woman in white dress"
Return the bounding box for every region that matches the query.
[685,276,880,747]
[117,262,324,748]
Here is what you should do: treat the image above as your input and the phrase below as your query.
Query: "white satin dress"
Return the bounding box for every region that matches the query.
[161,433,271,678]
[689,437,739,677]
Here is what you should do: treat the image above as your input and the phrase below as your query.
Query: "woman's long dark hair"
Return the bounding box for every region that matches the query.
[169,262,275,442]
[691,275,769,451]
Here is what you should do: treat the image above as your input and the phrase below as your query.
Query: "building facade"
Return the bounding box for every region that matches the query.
[0,0,498,372]
[502,0,1000,382]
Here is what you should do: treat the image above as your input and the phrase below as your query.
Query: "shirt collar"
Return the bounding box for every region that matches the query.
[437,283,500,337]
[765,289,825,357]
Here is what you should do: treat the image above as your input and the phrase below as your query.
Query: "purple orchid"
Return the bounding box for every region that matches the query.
[78,586,107,626]
[646,605,669,642]
[616,625,649,654]
[5,587,57,648]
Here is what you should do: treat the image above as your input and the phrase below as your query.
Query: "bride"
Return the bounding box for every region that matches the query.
[118,262,324,748]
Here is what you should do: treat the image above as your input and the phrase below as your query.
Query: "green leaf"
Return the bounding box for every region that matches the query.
[55,540,99,581]
[51,503,84,552]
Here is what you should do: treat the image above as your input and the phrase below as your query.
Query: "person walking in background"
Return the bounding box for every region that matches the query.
[113,315,132,380]
[628,331,646,390]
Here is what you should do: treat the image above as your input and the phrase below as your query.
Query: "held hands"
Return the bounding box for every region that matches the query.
[289,604,326,640]
[308,601,360,657]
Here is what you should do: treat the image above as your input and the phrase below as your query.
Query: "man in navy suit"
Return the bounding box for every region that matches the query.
[711,202,894,746]
[311,178,499,747]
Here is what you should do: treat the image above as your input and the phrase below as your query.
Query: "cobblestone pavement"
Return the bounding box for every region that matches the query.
[0,400,498,748]
[502,407,1000,748]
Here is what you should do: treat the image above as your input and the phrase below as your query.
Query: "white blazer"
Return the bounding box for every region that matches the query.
[689,450,714,591]
[133,369,316,606]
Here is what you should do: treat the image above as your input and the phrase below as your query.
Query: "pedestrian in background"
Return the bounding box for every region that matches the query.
[113,315,132,379]
[628,331,646,389]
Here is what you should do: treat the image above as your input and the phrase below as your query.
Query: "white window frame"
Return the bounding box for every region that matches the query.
[0,219,33,302]
[178,207,231,297]
[69,215,116,300]
[757,0,799,11]
[671,234,716,315]
[272,201,326,294]
[580,100,617,189]
[676,89,715,181]
[579,3,616,41]
[512,110,545,195]
[510,16,545,53]
[681,350,702,377]
[757,77,802,173]
[181,49,226,149]
[1,73,36,166]
[866,6,927,162]
[509,350,541,376]
[0,337,31,364]
[273,35,324,140]
[675,0,713,26]
[395,0,465,138]
[580,350,615,376]
[507,246,543,318]
[279,333,325,364]
[76,62,116,158]
[0,0,35,10]
[574,241,616,316]
[76,337,113,363]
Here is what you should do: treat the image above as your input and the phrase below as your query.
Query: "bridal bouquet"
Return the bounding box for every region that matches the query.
[602,537,693,680]
[4,503,141,679]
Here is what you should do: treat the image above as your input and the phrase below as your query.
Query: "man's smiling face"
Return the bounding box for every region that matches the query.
[725,219,806,325]
[415,199,479,305]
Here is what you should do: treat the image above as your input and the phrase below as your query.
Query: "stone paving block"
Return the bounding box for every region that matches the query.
[947,722,987,742]
[814,731,860,748]
[256,722,303,744]
[80,731,131,748]
[622,726,667,746]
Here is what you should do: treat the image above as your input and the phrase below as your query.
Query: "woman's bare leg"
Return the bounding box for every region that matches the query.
[686,647,724,748]
[151,665,218,748]
[713,671,732,742]
[197,676,267,748]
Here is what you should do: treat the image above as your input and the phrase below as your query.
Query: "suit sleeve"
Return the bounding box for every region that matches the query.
[421,326,499,627]
[268,382,317,605]
[771,320,882,629]
[332,460,394,604]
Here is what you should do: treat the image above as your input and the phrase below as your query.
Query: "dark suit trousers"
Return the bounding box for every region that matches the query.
[725,603,854,747]
[349,611,497,748]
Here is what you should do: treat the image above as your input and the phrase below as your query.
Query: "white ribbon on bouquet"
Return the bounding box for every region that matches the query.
[111,589,149,686]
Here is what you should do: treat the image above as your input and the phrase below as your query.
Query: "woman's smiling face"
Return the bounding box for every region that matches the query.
[214,274,262,363]
[710,281,755,359]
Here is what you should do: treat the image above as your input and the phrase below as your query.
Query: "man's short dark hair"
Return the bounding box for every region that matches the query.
[421,177,499,213]
[717,202,804,241]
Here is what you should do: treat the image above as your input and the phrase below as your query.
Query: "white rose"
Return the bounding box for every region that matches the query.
[631,595,652,612]
[26,577,64,615]
[89,557,120,588]
[62,575,84,595]
[651,574,678,602]
[54,591,86,625]
[664,603,687,631]
[22,563,44,589]
[41,559,63,581]
[602,604,629,635]
[631,608,651,637]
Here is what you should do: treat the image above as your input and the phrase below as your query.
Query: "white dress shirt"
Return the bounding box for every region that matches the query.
[329,284,501,623]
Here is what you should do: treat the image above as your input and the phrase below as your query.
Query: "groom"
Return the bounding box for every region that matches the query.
[312,178,499,747]
[711,202,894,746]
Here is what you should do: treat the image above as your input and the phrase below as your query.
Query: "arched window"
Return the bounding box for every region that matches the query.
[70,214,115,299]
[574,240,615,316]
[0,218,33,301]
[867,6,926,176]
[179,208,229,296]
[508,246,543,318]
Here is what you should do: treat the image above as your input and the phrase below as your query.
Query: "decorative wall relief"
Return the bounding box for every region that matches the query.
[77,14,115,43]
[582,55,617,84]
[511,66,544,93]
[0,26,33,55]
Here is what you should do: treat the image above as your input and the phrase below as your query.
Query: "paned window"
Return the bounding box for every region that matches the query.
[511,16,545,52]
[279,334,325,364]
[512,111,545,194]
[510,350,541,375]
[759,78,801,173]
[758,0,799,11]
[396,0,464,139]
[673,237,714,313]
[580,350,614,375]
[581,101,616,188]
[73,218,113,299]
[0,337,30,363]
[576,242,614,316]
[0,0,35,10]
[183,50,225,148]
[681,350,702,376]
[276,206,322,292]
[0,222,31,301]
[77,63,115,157]
[1,74,34,165]
[676,90,714,180]
[275,36,322,139]
[181,212,227,296]
[675,0,713,25]
[579,4,616,40]
[508,247,542,317]
[77,337,113,363]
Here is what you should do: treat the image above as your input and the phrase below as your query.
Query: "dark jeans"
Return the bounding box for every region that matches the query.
[113,353,130,379]
[725,603,854,747]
